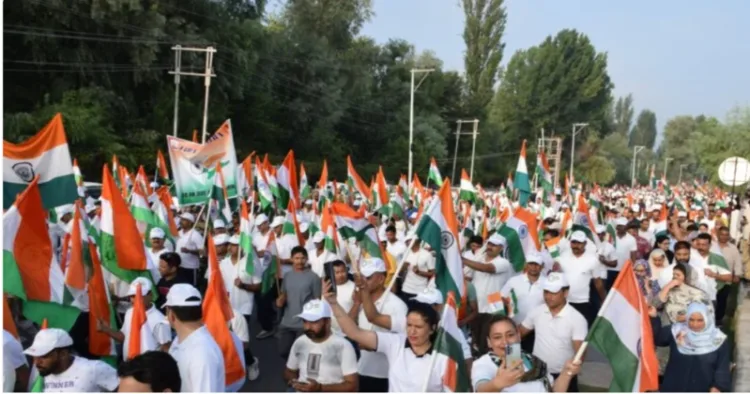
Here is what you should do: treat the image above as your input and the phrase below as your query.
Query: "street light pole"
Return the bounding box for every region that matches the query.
[664,157,673,182]
[678,164,688,184]
[408,68,435,194]
[569,123,589,180]
[631,145,645,188]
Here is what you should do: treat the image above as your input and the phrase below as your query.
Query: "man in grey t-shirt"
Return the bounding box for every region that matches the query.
[276,245,322,360]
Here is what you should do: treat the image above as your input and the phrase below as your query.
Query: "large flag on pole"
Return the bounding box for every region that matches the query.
[428,157,443,187]
[458,170,477,203]
[586,260,659,392]
[514,140,531,207]
[277,150,300,209]
[496,207,541,272]
[346,156,371,201]
[3,113,78,210]
[433,292,471,392]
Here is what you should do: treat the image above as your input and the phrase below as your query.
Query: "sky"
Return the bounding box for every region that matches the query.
[360,0,750,142]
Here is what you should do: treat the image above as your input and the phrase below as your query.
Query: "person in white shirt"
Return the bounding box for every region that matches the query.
[519,273,588,392]
[329,260,357,339]
[639,216,656,246]
[463,233,513,355]
[24,328,119,392]
[399,235,436,301]
[611,217,638,290]
[384,225,407,262]
[557,231,607,329]
[500,253,547,353]
[472,314,581,393]
[116,351,182,392]
[175,212,204,286]
[308,232,339,278]
[284,300,359,392]
[252,214,278,340]
[690,233,732,321]
[97,278,172,358]
[213,218,229,235]
[271,216,296,277]
[147,227,172,270]
[164,284,226,392]
[4,330,29,392]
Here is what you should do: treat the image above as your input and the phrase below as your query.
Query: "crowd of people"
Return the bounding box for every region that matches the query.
[4,179,750,393]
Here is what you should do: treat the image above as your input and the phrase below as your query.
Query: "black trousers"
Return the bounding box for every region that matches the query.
[178,267,199,287]
[551,373,579,392]
[521,330,535,353]
[278,327,303,361]
[569,302,594,329]
[715,285,731,325]
[359,376,389,393]
[397,290,417,305]
[256,283,278,332]
[606,270,619,292]
[242,314,255,364]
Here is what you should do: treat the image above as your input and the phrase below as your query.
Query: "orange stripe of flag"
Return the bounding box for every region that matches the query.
[3,113,68,160]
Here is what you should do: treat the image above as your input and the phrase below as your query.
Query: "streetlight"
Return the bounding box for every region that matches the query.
[631,145,645,188]
[678,164,689,184]
[408,68,435,194]
[664,157,673,183]
[569,123,589,179]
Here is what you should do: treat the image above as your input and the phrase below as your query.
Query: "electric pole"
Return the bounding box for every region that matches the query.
[408,68,434,194]
[569,122,589,181]
[451,119,480,184]
[631,145,645,187]
[169,45,217,143]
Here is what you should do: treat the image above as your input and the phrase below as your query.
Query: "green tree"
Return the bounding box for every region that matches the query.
[629,109,657,149]
[612,94,635,136]
[462,0,506,116]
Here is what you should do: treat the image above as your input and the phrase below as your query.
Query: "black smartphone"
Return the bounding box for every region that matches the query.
[324,261,337,294]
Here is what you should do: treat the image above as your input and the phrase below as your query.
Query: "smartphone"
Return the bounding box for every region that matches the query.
[505,342,523,369]
[324,262,337,294]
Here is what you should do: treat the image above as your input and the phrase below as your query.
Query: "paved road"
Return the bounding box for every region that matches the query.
[241,316,288,392]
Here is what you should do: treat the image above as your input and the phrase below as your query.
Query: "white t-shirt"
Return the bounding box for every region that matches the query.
[639,230,655,247]
[230,308,251,342]
[386,240,408,262]
[471,353,554,392]
[401,249,436,295]
[596,242,617,279]
[613,233,638,271]
[375,332,448,392]
[332,281,356,336]
[206,257,262,316]
[689,250,731,301]
[120,305,171,360]
[358,292,408,379]
[39,357,119,392]
[168,326,226,392]
[521,303,588,374]
[286,334,358,385]
[472,256,513,314]
[558,251,604,303]
[176,229,203,269]
[3,331,25,392]
[500,274,546,325]
[308,249,339,278]
[148,247,171,268]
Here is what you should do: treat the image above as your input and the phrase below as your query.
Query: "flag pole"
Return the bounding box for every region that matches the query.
[420,297,451,392]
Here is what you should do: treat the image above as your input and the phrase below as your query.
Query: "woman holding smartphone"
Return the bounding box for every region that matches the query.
[472,315,581,392]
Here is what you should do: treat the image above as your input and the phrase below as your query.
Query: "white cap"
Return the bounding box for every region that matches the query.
[213,234,230,245]
[270,216,285,228]
[678,211,687,218]
[56,204,74,218]
[305,199,313,206]
[543,272,570,293]
[411,287,444,305]
[255,213,269,226]
[24,329,74,357]
[214,219,226,229]
[297,299,332,322]
[229,235,240,245]
[569,231,587,243]
[615,217,629,226]
[650,205,661,212]
[631,204,640,212]
[180,212,195,223]
[149,227,166,239]
[525,252,542,265]
[164,284,202,307]
[360,257,387,277]
[595,224,607,234]
[353,200,362,207]
[487,233,507,247]
[548,222,562,231]
[299,222,310,233]
[150,181,159,189]
[312,232,325,244]
[127,277,153,296]
[408,211,418,220]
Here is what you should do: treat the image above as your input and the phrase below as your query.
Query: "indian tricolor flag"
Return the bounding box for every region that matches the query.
[587,260,659,392]
[209,161,232,225]
[346,156,371,201]
[239,199,258,276]
[3,176,80,330]
[282,200,305,247]
[100,164,160,286]
[299,162,311,201]
[277,150,300,209]
[428,157,443,187]
[330,202,385,266]
[514,140,531,207]
[373,166,390,213]
[87,240,118,364]
[571,194,600,246]
[536,150,553,196]
[496,207,541,272]
[130,182,154,238]
[3,113,78,210]
[433,292,471,392]
[255,155,274,210]
[320,202,339,254]
[73,158,85,197]
[458,169,477,203]
[156,149,170,183]
[415,180,465,303]
[126,283,158,360]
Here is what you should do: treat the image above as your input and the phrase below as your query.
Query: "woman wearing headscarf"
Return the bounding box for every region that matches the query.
[648,302,731,392]
[634,260,659,303]
[646,249,668,293]
[654,235,674,264]
[471,315,581,392]
[652,264,713,324]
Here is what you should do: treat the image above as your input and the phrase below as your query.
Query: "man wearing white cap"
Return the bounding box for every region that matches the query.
[24,328,119,392]
[519,273,587,392]
[308,232,339,278]
[147,227,172,266]
[557,231,606,328]
[97,278,171,359]
[164,284,226,392]
[462,233,513,355]
[271,216,296,277]
[499,252,547,353]
[610,216,638,290]
[213,219,228,236]
[176,212,204,286]
[284,300,359,392]
[399,234,436,302]
[251,213,278,340]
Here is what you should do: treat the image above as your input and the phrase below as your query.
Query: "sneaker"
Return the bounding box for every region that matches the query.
[247,357,260,381]
[256,329,275,340]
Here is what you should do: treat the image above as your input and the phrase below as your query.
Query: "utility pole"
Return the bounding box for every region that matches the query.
[169,45,217,143]
[664,157,673,182]
[678,164,689,184]
[569,123,589,181]
[408,68,434,194]
[451,119,480,184]
[469,119,479,182]
[537,132,562,188]
[631,145,645,187]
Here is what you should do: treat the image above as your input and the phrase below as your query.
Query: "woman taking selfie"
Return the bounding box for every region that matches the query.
[323,280,448,392]
[472,315,581,392]
[653,264,712,324]
[649,302,730,392]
